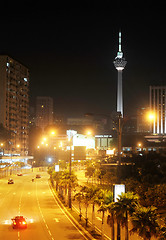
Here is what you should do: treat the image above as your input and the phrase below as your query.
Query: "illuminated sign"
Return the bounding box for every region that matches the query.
[55,165,59,172]
[95,135,112,138]
[106,149,115,155]
[113,184,125,202]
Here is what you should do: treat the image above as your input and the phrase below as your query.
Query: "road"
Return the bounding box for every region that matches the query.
[0,170,88,240]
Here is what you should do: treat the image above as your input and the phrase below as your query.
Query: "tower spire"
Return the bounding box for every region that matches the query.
[119,30,121,52]
[116,30,123,59]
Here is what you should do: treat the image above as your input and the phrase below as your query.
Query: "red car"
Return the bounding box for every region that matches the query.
[12,216,27,229]
[17,173,23,176]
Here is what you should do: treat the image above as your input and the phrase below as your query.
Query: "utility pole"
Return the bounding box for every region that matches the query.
[68,135,72,209]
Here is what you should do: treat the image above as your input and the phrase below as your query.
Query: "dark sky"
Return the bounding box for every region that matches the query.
[1,1,166,118]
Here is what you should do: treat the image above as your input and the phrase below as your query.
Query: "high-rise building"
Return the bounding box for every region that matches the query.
[0,55,29,154]
[150,86,166,134]
[113,31,127,117]
[36,96,54,131]
[137,107,150,133]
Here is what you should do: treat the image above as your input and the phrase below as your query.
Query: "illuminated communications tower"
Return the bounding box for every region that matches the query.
[113,31,127,117]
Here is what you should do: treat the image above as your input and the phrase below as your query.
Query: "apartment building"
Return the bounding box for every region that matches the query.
[0,55,29,154]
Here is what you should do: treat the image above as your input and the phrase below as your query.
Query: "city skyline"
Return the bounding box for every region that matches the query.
[0,2,166,118]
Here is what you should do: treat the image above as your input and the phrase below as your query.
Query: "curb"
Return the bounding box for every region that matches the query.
[49,181,96,240]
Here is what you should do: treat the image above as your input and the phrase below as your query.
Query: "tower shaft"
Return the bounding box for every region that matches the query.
[117,70,123,117]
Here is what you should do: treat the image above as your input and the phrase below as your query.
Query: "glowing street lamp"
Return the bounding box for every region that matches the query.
[138,143,142,147]
[148,112,155,121]
[0,143,4,156]
[146,111,155,133]
[51,131,55,135]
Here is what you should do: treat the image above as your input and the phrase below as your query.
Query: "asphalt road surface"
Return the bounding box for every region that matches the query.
[0,170,88,240]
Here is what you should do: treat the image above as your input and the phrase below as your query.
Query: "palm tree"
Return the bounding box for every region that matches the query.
[97,189,113,240]
[74,190,84,221]
[81,186,91,227]
[130,205,160,240]
[52,171,63,191]
[59,170,78,204]
[88,185,101,232]
[110,192,138,240]
[107,203,115,240]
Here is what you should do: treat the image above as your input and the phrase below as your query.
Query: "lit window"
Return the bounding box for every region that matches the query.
[24,78,28,82]
[7,62,10,67]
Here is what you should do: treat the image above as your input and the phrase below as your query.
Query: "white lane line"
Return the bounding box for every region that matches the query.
[53,218,59,222]
[36,182,55,240]
[18,231,20,240]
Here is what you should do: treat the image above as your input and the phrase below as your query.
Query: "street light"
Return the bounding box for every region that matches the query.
[146,111,155,133]
[0,143,4,156]
[68,134,73,209]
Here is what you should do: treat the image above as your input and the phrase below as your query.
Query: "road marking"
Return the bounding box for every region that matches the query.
[18,231,20,240]
[96,216,102,221]
[53,218,59,222]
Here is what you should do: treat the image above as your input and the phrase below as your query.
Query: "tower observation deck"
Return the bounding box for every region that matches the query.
[113,31,127,117]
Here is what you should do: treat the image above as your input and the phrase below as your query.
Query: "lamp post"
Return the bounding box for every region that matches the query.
[0,143,4,156]
[68,134,73,209]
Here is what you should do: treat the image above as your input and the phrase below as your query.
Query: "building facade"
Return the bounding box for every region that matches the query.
[36,96,54,131]
[150,86,166,134]
[0,55,29,154]
[137,107,150,133]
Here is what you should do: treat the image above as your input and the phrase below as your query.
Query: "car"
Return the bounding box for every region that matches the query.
[36,174,41,178]
[8,178,14,184]
[17,173,23,176]
[11,216,27,229]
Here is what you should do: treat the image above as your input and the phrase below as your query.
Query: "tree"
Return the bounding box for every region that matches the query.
[88,185,101,232]
[59,170,78,204]
[85,165,95,183]
[74,191,84,221]
[97,189,113,240]
[130,205,160,240]
[110,192,138,240]
[81,186,91,227]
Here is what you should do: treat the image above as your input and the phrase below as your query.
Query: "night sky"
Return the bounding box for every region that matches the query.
[1,1,166,118]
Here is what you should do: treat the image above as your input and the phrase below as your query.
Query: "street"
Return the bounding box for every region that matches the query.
[0,171,88,240]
